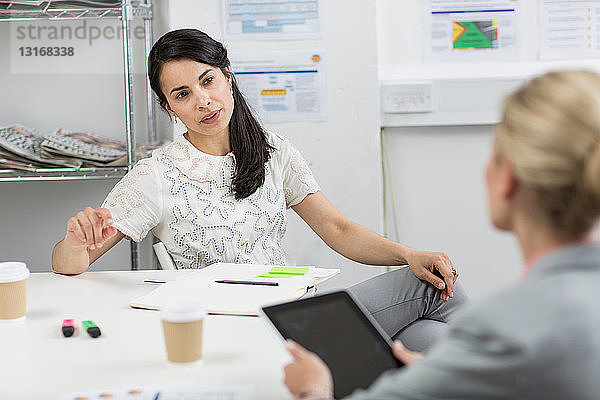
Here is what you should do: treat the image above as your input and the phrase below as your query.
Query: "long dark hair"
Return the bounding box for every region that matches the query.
[148,28,273,200]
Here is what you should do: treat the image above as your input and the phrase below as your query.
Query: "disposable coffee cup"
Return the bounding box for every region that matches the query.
[160,300,207,363]
[0,262,30,321]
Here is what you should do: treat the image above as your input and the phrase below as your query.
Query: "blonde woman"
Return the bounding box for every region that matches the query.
[283,70,600,399]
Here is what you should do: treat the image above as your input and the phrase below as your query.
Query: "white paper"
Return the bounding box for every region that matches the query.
[423,0,521,62]
[130,263,340,315]
[58,380,253,400]
[539,0,600,60]
[222,0,323,40]
[230,51,327,123]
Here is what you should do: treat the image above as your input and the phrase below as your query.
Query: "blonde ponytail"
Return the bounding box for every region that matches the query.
[497,70,600,236]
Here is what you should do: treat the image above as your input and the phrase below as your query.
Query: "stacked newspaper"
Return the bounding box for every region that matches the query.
[0,125,162,171]
[0,125,82,170]
[0,1,46,5]
[41,128,128,167]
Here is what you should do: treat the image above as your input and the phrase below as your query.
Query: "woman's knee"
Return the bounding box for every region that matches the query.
[432,280,469,322]
[450,281,470,309]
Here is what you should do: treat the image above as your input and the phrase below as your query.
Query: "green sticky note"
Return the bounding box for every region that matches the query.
[269,266,309,275]
[258,273,295,278]
[257,266,310,279]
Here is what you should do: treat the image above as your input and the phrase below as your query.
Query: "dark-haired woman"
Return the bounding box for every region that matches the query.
[52,29,466,349]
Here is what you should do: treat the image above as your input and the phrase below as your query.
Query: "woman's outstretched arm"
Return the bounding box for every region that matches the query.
[292,191,458,300]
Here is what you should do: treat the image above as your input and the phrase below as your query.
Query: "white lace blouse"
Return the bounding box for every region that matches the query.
[101,132,320,269]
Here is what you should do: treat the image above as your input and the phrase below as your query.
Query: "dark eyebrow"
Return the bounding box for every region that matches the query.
[169,69,213,95]
[170,85,188,95]
[198,69,212,81]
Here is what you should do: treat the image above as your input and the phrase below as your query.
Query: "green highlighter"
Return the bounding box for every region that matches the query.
[82,320,101,338]
[258,266,309,278]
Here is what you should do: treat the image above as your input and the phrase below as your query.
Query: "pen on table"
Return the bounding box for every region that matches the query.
[215,279,279,286]
[144,279,167,284]
[153,392,160,400]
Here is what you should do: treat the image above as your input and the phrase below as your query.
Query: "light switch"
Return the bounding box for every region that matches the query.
[381,82,433,113]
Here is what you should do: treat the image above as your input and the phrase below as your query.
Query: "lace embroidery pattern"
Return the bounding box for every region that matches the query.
[102,132,317,267]
[116,221,154,243]
[290,148,319,191]
[162,139,190,162]
[283,187,294,205]
[161,136,225,182]
[104,159,153,224]
[195,158,236,219]
[283,146,320,206]
[161,153,288,269]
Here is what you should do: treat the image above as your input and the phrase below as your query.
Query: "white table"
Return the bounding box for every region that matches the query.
[0,271,293,399]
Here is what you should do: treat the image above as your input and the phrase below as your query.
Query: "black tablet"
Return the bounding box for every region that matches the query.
[261,290,403,399]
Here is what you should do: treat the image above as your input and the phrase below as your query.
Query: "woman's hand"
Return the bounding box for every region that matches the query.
[284,340,334,400]
[392,340,424,365]
[65,207,117,250]
[282,340,421,399]
[404,248,459,301]
[53,207,123,275]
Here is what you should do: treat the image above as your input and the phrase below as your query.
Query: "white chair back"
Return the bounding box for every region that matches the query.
[152,242,177,270]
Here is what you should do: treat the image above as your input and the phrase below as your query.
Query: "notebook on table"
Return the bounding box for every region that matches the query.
[130,263,340,316]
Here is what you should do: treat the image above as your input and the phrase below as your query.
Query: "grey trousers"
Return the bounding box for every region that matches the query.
[347,266,469,352]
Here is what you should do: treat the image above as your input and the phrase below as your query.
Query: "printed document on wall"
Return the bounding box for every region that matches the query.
[223,0,323,40]
[424,0,521,62]
[230,51,327,123]
[539,0,600,60]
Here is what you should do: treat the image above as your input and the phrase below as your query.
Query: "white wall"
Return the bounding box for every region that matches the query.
[381,125,522,300]
[164,0,386,289]
[377,0,600,300]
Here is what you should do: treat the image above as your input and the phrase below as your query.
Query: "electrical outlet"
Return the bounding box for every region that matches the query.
[381,82,433,113]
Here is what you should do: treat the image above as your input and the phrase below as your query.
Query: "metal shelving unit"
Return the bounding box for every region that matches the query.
[0,2,151,21]
[0,166,128,181]
[0,0,156,270]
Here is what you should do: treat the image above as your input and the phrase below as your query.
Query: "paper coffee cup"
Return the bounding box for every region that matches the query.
[0,262,30,321]
[160,301,207,363]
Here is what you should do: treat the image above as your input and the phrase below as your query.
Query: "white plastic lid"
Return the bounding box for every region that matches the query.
[0,262,30,283]
[160,300,207,323]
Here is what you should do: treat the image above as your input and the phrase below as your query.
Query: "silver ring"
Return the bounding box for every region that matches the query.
[451,268,457,276]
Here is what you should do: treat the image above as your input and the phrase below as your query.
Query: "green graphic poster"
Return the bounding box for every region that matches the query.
[453,21,497,49]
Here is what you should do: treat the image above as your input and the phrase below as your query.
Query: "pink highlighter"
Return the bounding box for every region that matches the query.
[62,319,77,337]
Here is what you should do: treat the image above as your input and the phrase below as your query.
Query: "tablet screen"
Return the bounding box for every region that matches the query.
[262,291,402,398]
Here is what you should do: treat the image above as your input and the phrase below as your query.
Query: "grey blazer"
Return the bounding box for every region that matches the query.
[345,243,600,400]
